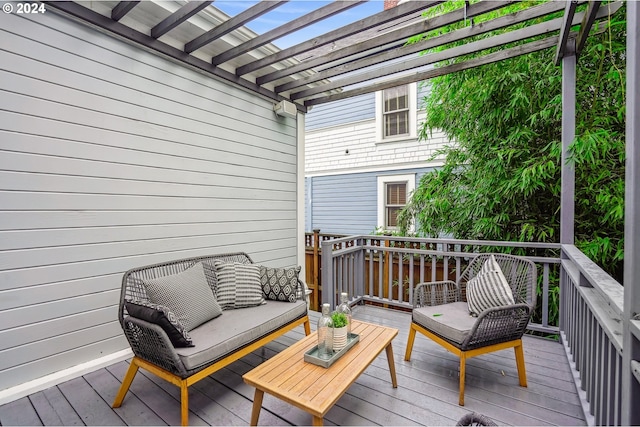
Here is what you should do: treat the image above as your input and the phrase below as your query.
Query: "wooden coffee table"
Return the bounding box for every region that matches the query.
[243,319,398,426]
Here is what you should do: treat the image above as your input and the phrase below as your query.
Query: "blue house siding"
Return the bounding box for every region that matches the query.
[305,93,374,130]
[305,167,434,235]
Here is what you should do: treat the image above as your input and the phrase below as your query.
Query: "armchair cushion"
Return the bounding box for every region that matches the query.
[467,255,515,316]
[259,265,301,302]
[413,302,476,345]
[143,262,222,331]
[125,300,194,347]
[214,261,265,309]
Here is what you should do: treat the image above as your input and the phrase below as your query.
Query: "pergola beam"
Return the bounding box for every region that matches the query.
[151,1,212,39]
[576,1,601,55]
[211,0,367,66]
[184,0,288,54]
[111,1,139,21]
[554,0,578,65]
[264,0,518,88]
[305,34,561,106]
[236,0,443,76]
[293,6,617,102]
[275,0,569,94]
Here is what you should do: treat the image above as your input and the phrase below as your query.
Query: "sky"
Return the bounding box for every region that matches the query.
[213,1,385,49]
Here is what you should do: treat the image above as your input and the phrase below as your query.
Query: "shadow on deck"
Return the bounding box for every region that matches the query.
[0,306,585,426]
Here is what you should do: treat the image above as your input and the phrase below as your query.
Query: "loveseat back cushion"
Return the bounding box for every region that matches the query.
[213,261,265,309]
[143,262,222,331]
[176,300,307,370]
[260,265,301,303]
[413,302,477,345]
[466,254,515,316]
[125,300,194,347]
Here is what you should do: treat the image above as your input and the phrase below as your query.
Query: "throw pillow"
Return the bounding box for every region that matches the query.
[213,261,265,309]
[467,255,515,316]
[125,300,194,347]
[259,265,301,302]
[143,262,222,331]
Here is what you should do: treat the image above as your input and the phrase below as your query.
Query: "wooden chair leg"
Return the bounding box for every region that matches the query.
[180,381,189,426]
[404,323,417,361]
[514,340,528,387]
[112,358,139,408]
[304,318,311,335]
[458,353,466,406]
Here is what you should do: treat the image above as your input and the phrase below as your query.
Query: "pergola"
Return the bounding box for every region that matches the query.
[41,0,640,423]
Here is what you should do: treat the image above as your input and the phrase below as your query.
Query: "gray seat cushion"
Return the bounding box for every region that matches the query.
[413,302,477,345]
[177,300,307,370]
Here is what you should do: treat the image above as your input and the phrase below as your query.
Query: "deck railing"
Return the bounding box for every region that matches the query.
[559,245,624,425]
[319,235,625,425]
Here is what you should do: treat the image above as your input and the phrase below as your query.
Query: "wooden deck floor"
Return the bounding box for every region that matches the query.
[0,306,586,426]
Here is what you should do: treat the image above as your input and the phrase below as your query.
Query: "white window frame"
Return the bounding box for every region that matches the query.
[377,174,415,232]
[375,82,417,143]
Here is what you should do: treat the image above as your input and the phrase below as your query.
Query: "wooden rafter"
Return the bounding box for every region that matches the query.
[211,0,367,66]
[266,0,518,89]
[291,2,621,102]
[184,0,288,54]
[576,1,602,55]
[111,1,140,21]
[554,0,578,65]
[274,0,567,94]
[235,0,443,76]
[151,1,212,39]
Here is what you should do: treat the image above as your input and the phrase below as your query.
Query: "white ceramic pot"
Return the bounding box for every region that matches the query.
[332,326,348,351]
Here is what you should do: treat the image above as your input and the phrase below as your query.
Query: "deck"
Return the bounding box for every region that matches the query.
[0,306,585,426]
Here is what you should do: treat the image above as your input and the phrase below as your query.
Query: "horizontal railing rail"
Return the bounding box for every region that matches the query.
[320,235,561,334]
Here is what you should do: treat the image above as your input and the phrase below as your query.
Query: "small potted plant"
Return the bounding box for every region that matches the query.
[330,312,349,351]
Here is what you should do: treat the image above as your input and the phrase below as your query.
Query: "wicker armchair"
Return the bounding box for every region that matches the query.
[404,253,537,406]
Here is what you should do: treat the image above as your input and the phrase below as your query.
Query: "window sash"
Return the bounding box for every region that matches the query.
[383,85,409,137]
[385,182,407,228]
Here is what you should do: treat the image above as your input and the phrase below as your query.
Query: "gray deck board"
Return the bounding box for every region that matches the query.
[0,396,43,426]
[29,387,84,426]
[0,306,586,426]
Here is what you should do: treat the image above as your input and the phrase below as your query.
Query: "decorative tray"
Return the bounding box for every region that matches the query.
[304,333,360,368]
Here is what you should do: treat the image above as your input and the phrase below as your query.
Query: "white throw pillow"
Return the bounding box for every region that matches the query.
[467,255,515,316]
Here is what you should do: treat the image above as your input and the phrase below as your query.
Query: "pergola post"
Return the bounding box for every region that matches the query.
[622,2,640,424]
[560,39,576,245]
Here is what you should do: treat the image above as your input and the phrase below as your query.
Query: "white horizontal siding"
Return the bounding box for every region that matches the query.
[305,118,448,175]
[0,10,299,391]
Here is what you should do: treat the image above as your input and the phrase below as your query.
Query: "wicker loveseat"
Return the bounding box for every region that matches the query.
[112,252,311,426]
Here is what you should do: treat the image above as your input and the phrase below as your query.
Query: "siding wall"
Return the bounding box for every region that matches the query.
[0,10,298,391]
[305,168,432,234]
[305,93,375,131]
[305,117,447,174]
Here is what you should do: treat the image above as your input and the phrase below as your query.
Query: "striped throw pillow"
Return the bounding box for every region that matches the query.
[467,255,515,316]
[213,261,265,310]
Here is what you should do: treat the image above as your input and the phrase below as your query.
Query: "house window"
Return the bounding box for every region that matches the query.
[375,82,417,142]
[385,182,406,227]
[377,174,415,231]
[383,86,409,137]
